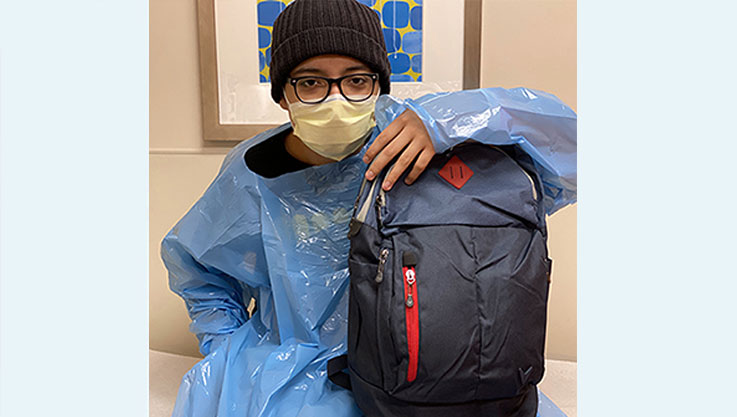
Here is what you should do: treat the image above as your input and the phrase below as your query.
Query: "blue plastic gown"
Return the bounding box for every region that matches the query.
[161,87,577,417]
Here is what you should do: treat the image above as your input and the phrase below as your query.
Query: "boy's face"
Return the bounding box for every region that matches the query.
[278,54,379,111]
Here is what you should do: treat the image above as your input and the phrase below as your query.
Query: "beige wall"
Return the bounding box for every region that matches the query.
[149,0,231,358]
[480,0,577,361]
[150,0,577,360]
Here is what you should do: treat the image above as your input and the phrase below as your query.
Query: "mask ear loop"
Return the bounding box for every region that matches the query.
[282,88,298,132]
[283,88,293,109]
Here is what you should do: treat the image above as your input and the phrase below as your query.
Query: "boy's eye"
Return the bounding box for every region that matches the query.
[348,77,366,86]
[297,78,326,89]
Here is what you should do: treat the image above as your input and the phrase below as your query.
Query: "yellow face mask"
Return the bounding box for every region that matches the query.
[286,93,378,161]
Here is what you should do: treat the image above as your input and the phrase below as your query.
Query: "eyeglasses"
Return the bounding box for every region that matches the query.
[287,73,379,104]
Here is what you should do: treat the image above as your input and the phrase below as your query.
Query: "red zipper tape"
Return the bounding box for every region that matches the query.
[402,265,419,382]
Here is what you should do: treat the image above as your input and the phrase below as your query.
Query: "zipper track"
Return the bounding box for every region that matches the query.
[489,145,538,201]
[379,145,538,222]
[402,265,419,382]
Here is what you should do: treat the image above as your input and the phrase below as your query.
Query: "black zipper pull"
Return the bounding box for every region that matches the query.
[375,248,389,283]
[403,251,417,267]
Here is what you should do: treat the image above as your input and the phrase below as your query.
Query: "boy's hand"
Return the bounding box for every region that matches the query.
[363,109,435,191]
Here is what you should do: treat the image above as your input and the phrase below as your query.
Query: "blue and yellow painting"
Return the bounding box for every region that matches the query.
[257,0,423,83]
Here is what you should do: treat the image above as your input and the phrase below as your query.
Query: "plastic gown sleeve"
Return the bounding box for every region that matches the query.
[375,87,577,215]
[161,143,269,356]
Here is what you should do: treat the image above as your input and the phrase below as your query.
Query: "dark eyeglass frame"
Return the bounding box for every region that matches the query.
[287,72,379,104]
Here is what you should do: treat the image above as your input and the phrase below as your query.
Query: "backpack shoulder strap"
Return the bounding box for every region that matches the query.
[327,354,352,390]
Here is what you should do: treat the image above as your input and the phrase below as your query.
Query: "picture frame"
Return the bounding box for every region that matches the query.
[197,0,481,141]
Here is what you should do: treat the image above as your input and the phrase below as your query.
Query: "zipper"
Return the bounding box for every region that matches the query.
[490,145,537,201]
[375,187,386,228]
[378,186,386,207]
[402,251,419,382]
[375,193,383,228]
[514,158,537,201]
[450,144,538,201]
[375,248,389,283]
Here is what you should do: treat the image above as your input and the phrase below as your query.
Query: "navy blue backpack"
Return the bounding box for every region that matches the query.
[328,142,553,417]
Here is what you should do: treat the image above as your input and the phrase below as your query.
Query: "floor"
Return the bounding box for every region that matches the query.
[149,350,577,417]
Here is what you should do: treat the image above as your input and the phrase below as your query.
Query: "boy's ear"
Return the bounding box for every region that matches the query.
[279,97,289,111]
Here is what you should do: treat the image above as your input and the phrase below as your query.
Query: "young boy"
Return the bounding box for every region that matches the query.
[161,0,577,416]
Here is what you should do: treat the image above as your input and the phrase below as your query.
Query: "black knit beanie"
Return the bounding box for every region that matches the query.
[269,0,391,104]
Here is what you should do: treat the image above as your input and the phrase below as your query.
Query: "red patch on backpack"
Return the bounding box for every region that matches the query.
[438,155,473,189]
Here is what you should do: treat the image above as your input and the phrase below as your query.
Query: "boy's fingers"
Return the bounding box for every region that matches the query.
[381,141,423,191]
[404,148,435,185]
[363,114,406,164]
[366,128,411,180]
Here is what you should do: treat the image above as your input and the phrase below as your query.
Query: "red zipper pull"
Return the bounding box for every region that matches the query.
[405,268,415,307]
[403,251,419,382]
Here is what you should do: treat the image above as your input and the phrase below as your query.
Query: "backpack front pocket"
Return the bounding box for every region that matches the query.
[379,225,551,404]
[384,226,481,403]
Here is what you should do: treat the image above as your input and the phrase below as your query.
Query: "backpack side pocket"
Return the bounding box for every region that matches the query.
[474,227,550,399]
[347,259,384,388]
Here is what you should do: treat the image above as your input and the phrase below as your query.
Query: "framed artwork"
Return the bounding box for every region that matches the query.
[197,0,481,141]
